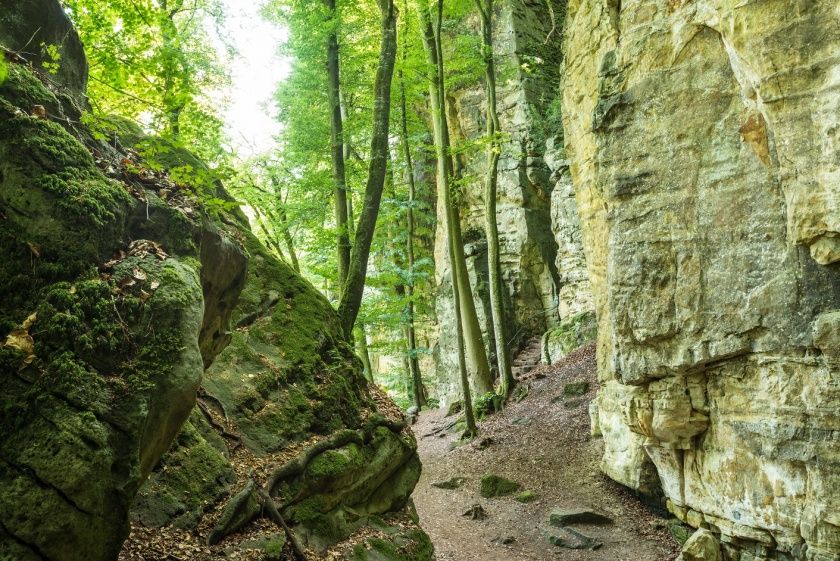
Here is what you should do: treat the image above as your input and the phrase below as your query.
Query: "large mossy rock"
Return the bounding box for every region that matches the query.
[0,52,246,561]
[0,0,88,112]
[131,201,430,557]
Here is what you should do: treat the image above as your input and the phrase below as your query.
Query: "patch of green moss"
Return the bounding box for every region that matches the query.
[307,443,364,479]
[350,527,435,561]
[0,73,133,328]
[480,474,522,498]
[474,392,504,419]
[289,496,344,543]
[543,311,597,362]
[133,413,235,529]
[516,490,537,503]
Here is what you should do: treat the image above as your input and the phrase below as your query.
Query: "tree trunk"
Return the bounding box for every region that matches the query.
[337,0,398,338]
[419,2,492,397]
[475,0,514,398]
[354,324,375,383]
[277,204,301,273]
[417,0,477,437]
[399,6,427,410]
[253,205,288,263]
[325,0,351,290]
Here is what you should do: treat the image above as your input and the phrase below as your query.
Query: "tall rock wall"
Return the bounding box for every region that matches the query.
[434,0,596,401]
[562,0,840,559]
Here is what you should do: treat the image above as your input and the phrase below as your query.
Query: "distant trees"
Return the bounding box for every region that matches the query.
[63,0,230,161]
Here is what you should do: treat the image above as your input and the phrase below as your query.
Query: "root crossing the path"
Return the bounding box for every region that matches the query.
[411,344,680,561]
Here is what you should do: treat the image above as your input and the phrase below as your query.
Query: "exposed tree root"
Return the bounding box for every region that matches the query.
[197,386,231,421]
[257,488,309,561]
[196,399,242,452]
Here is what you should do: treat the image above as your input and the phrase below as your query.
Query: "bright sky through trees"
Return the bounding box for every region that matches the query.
[217,0,289,156]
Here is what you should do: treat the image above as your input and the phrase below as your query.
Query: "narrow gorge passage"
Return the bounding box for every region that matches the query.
[412,345,680,561]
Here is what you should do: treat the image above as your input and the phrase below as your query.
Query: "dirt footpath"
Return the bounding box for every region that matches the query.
[411,344,680,561]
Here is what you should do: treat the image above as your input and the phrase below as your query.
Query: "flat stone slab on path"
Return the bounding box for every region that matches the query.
[549,507,613,527]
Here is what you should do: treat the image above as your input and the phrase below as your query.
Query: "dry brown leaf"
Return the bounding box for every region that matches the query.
[132,267,147,281]
[31,105,47,119]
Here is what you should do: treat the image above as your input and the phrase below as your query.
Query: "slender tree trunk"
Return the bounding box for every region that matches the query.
[399,5,426,410]
[419,2,492,397]
[337,0,398,338]
[325,0,351,290]
[475,0,514,398]
[418,0,477,437]
[354,324,375,382]
[277,205,301,273]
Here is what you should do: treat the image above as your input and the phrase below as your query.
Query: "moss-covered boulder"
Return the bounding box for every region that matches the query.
[541,311,597,364]
[0,52,246,561]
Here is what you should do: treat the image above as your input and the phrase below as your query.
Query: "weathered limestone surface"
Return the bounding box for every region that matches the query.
[562,0,840,559]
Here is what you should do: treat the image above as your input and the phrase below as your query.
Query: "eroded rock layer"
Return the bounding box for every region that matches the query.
[562,0,840,559]
[434,0,589,401]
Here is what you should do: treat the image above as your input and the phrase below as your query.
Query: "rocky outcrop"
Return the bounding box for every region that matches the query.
[0,4,432,560]
[562,0,840,559]
[0,54,243,560]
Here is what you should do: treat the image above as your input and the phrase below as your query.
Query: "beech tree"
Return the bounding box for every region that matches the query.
[336,0,399,338]
[474,0,514,398]
[417,0,478,436]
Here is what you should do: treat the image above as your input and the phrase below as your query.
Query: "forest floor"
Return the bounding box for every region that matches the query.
[411,343,681,561]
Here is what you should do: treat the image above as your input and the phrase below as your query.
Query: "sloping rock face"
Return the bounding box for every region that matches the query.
[562,1,840,559]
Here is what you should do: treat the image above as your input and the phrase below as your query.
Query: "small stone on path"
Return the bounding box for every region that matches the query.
[432,477,467,490]
[545,527,602,550]
[463,504,488,520]
[480,474,521,498]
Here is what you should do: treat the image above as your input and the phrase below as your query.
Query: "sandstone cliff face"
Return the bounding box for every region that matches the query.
[562,1,840,559]
[434,0,592,400]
